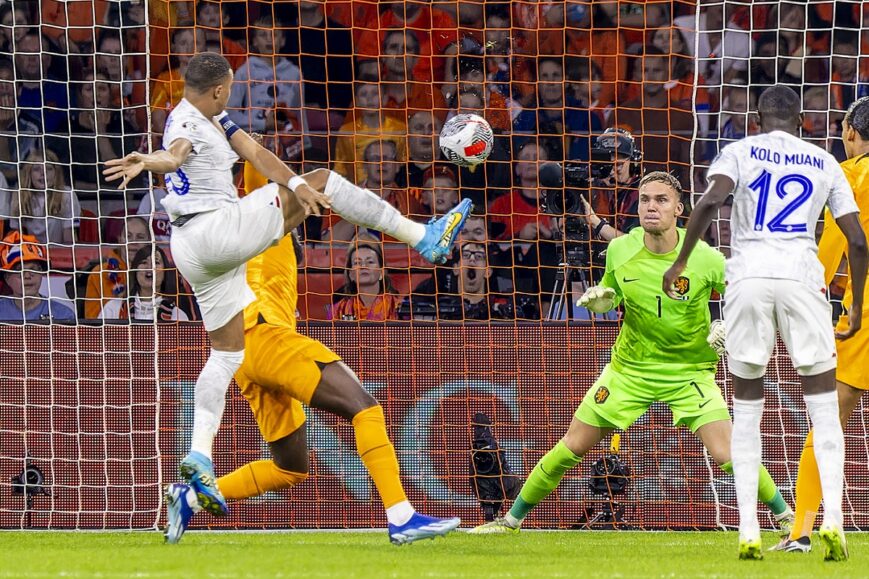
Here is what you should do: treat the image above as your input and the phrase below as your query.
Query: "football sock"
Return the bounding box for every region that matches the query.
[189,349,245,460]
[244,161,269,194]
[732,397,764,539]
[217,460,307,500]
[791,430,822,540]
[508,441,582,526]
[323,171,425,246]
[720,461,789,516]
[352,405,410,523]
[804,391,845,528]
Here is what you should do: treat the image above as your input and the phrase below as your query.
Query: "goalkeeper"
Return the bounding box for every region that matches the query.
[163,160,461,545]
[471,172,793,534]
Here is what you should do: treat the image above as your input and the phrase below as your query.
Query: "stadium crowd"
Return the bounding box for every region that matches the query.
[0,0,864,322]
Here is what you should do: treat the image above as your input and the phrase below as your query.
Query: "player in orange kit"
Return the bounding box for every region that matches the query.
[777,96,869,553]
[163,161,463,545]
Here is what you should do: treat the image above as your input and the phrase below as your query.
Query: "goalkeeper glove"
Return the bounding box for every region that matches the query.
[576,286,616,314]
[707,319,726,356]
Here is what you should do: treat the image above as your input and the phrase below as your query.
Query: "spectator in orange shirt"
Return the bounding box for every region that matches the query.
[649,26,711,138]
[488,141,554,241]
[355,0,457,84]
[333,76,407,183]
[41,0,108,51]
[374,30,449,124]
[150,27,206,135]
[0,4,32,54]
[328,241,402,321]
[830,30,860,113]
[565,5,627,113]
[443,54,512,133]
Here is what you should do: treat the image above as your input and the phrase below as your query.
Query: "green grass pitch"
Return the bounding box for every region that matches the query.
[1,530,867,578]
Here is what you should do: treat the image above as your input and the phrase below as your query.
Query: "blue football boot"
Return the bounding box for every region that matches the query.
[179,451,228,517]
[388,512,461,545]
[414,198,473,264]
[164,482,198,544]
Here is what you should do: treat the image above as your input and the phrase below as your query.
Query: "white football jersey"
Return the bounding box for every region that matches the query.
[707,130,859,288]
[160,99,240,221]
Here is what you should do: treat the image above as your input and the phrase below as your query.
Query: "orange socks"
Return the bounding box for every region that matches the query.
[352,405,408,509]
[217,460,307,501]
[791,430,823,540]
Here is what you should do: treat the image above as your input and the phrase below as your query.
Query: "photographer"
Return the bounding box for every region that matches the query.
[580,129,643,243]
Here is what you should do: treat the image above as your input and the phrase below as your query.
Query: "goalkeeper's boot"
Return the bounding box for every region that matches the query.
[772,536,812,553]
[164,483,199,544]
[388,512,461,545]
[414,199,473,264]
[775,509,795,539]
[179,451,228,517]
[468,518,520,535]
[738,536,763,560]
[819,523,848,561]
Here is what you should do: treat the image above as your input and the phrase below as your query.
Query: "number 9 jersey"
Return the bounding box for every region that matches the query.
[707,130,859,290]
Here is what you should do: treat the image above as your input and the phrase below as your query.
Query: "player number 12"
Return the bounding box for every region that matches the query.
[749,169,813,233]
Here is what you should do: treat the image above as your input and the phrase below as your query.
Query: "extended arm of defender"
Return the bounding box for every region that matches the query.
[663,175,735,299]
[225,118,330,216]
[103,139,192,189]
[834,212,868,340]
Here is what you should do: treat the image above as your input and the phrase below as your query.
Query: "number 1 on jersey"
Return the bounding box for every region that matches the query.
[749,169,813,233]
[656,295,662,318]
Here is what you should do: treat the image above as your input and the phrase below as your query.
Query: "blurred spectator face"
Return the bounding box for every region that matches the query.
[485,14,510,53]
[14,34,41,80]
[123,218,151,259]
[454,242,489,295]
[0,64,15,99]
[642,55,669,96]
[724,87,749,132]
[197,2,222,29]
[832,41,857,81]
[79,72,114,109]
[355,82,381,111]
[382,31,419,79]
[408,111,441,161]
[4,260,44,298]
[638,180,681,234]
[460,215,487,242]
[458,0,484,27]
[457,90,484,115]
[538,60,564,107]
[350,246,382,291]
[252,23,285,56]
[651,28,686,56]
[173,28,206,64]
[803,88,828,137]
[708,200,732,255]
[362,141,399,187]
[423,175,460,215]
[97,36,123,81]
[569,61,602,105]
[27,157,56,190]
[515,142,546,188]
[1,7,29,47]
[134,249,165,295]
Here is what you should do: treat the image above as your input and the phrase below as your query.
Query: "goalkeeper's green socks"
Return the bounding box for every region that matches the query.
[505,441,582,528]
[721,461,789,516]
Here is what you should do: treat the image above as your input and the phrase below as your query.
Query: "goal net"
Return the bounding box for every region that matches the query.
[1,0,866,532]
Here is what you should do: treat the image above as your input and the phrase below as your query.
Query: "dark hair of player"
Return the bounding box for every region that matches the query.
[184,52,232,93]
[757,84,801,128]
[844,96,869,141]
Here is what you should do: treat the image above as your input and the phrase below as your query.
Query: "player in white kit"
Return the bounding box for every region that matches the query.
[663,85,867,561]
[104,53,472,517]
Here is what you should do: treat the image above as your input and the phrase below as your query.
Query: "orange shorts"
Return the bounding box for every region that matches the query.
[835,313,869,391]
[236,321,341,442]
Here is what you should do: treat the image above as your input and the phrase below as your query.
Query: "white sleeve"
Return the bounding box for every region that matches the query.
[99,299,122,320]
[707,142,740,185]
[827,163,860,219]
[163,114,208,155]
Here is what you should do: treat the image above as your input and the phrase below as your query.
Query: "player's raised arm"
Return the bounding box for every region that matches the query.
[223,120,330,216]
[102,139,193,190]
[663,175,734,299]
[833,212,868,339]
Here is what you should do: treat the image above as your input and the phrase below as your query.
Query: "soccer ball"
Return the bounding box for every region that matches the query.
[439,113,494,167]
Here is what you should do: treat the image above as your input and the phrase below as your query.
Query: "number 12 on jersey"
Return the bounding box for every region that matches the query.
[748,169,813,233]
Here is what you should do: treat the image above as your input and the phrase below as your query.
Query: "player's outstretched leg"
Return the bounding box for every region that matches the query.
[470,418,605,534]
[311,362,460,544]
[311,169,472,264]
[164,482,200,544]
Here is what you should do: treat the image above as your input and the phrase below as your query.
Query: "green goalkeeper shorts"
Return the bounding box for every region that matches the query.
[575,363,730,433]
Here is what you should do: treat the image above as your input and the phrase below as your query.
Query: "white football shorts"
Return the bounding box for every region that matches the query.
[170,183,284,332]
[723,278,837,378]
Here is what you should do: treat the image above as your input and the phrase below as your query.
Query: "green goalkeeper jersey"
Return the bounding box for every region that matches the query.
[600,227,726,374]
